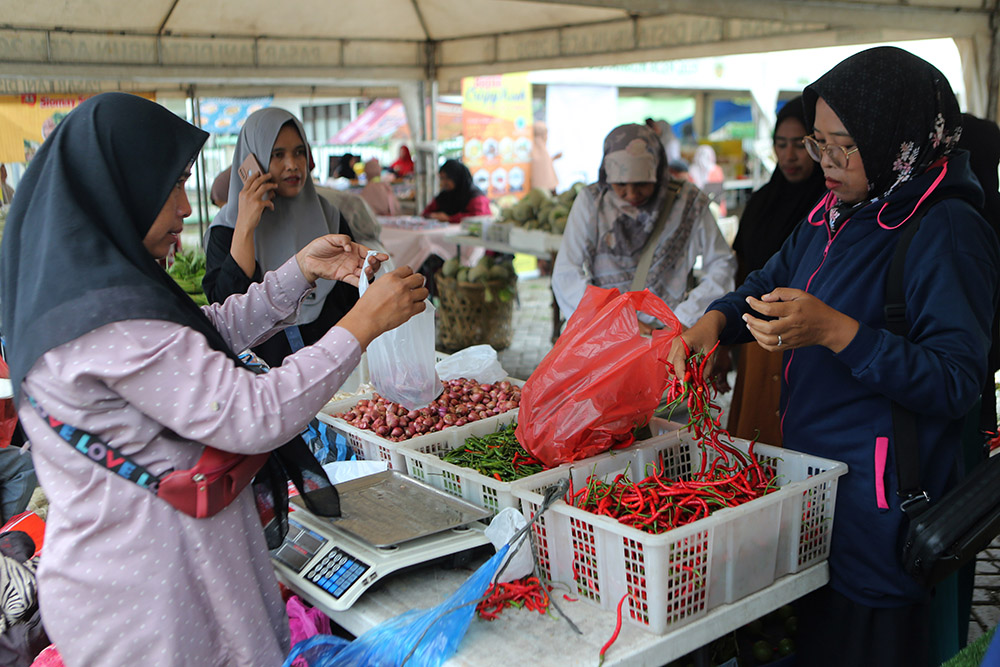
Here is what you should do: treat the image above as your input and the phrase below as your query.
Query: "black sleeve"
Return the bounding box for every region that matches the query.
[202,226,263,305]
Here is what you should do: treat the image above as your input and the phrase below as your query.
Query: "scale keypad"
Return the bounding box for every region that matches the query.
[305,547,370,599]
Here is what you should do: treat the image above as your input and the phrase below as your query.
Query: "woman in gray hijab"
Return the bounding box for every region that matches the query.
[204,108,360,367]
[552,123,735,333]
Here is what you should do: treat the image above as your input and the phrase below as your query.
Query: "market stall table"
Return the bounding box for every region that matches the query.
[312,553,828,666]
[378,217,481,271]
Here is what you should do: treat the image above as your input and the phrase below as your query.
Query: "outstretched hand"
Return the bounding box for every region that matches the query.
[295,235,387,286]
[743,288,858,353]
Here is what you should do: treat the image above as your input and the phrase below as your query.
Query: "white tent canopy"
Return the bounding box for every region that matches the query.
[1,0,997,120]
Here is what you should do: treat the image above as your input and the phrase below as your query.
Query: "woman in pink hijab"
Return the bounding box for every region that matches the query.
[359,159,399,216]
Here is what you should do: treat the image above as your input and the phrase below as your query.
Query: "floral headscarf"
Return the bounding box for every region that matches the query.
[803,46,962,213]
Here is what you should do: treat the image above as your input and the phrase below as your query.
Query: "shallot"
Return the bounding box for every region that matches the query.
[330,378,522,442]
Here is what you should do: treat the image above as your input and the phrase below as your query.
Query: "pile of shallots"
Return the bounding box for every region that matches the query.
[332,378,521,442]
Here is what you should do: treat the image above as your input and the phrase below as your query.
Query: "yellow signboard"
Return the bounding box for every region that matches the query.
[461,73,532,201]
[0,92,156,164]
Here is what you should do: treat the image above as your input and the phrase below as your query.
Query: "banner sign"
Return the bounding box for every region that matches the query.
[0,92,155,164]
[461,73,532,200]
[198,97,272,135]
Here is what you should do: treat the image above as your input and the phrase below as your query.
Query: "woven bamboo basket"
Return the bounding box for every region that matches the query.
[435,275,516,352]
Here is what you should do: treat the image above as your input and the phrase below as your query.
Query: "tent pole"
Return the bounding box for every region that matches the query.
[189,85,209,243]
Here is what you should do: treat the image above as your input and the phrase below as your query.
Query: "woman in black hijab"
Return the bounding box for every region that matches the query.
[669,47,999,667]
[727,96,827,445]
[421,159,492,222]
[0,93,428,665]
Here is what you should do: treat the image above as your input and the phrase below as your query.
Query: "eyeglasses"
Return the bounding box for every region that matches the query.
[803,134,859,169]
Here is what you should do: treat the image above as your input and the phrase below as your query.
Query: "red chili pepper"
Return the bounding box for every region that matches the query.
[599,592,628,665]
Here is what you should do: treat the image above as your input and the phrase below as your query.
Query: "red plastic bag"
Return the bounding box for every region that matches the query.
[515,287,681,467]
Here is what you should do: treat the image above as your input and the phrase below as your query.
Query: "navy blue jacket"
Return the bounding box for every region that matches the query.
[710,150,999,606]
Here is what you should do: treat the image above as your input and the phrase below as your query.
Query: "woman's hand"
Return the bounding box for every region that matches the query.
[337,266,429,348]
[235,171,277,233]
[666,310,727,381]
[295,235,387,286]
[428,212,450,222]
[744,288,859,353]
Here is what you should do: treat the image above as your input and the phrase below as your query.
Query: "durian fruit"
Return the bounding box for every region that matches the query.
[468,263,490,282]
[441,257,461,278]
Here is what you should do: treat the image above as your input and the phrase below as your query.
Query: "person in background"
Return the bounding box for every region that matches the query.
[359,158,399,216]
[726,96,827,446]
[1,92,427,667]
[335,153,359,181]
[1,165,14,206]
[669,47,999,667]
[390,145,414,178]
[645,118,682,164]
[666,158,690,182]
[203,107,360,369]
[530,121,561,194]
[552,123,735,336]
[689,144,727,216]
[210,166,231,208]
[421,159,492,223]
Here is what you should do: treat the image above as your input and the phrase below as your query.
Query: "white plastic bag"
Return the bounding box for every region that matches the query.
[484,507,534,583]
[359,252,442,409]
[435,344,508,385]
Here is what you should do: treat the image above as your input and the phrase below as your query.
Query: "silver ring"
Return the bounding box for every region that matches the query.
[777,334,783,347]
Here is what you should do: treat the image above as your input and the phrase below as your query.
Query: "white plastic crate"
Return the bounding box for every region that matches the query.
[513,428,846,635]
[399,410,572,517]
[317,377,521,471]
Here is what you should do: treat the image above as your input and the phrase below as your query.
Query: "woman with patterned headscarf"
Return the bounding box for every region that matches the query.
[552,123,735,333]
[669,47,1000,666]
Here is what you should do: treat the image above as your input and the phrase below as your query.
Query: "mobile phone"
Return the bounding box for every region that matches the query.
[238,153,264,184]
[237,153,271,200]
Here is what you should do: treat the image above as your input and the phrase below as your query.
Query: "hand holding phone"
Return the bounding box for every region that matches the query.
[238,153,271,201]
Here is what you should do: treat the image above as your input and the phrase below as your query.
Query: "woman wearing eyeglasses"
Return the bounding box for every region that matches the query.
[668,47,999,667]
[727,96,827,446]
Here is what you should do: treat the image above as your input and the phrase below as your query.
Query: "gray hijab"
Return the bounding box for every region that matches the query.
[209,107,338,324]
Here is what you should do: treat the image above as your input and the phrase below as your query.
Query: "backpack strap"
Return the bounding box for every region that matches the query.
[884,196,951,517]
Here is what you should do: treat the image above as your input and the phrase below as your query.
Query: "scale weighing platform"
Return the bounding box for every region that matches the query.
[270,470,492,617]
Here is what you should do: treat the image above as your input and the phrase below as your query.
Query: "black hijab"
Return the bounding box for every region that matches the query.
[336,153,357,179]
[803,46,962,227]
[958,113,1000,229]
[434,159,483,215]
[732,97,826,285]
[0,93,338,546]
[1,93,239,396]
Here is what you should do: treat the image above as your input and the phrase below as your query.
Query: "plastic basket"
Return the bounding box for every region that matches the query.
[317,378,522,471]
[512,426,847,635]
[399,410,570,518]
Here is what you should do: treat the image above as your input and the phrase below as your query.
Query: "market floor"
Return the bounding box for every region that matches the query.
[497,274,1000,647]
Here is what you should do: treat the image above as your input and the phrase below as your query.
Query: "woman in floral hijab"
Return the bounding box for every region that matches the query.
[670,47,999,667]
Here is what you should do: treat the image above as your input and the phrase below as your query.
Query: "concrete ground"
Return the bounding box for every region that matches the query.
[497,274,1000,647]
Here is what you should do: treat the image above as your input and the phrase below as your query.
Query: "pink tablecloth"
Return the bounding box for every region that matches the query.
[379,223,481,270]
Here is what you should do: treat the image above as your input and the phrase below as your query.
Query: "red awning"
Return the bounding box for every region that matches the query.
[329,98,462,145]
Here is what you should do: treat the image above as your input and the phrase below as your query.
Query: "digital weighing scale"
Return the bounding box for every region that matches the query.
[270,470,493,617]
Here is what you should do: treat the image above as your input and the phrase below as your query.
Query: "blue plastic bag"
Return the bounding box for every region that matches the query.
[282,544,510,667]
[300,419,354,465]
